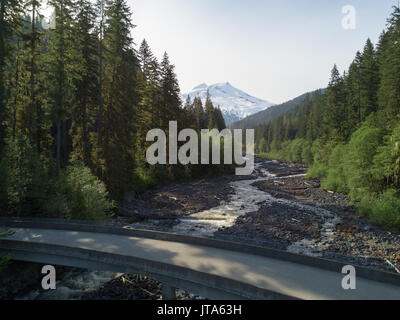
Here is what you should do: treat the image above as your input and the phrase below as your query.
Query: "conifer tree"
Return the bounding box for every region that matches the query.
[182,95,197,129]
[184,95,192,110]
[344,51,363,135]
[70,0,98,165]
[159,52,181,129]
[193,96,205,130]
[359,39,379,120]
[95,0,105,154]
[215,106,226,130]
[5,34,27,141]
[0,0,23,152]
[26,0,42,146]
[46,0,77,175]
[137,39,161,132]
[204,90,214,129]
[324,64,346,140]
[378,6,400,127]
[98,0,138,196]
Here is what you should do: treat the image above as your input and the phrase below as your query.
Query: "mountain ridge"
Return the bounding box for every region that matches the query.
[231,88,326,130]
[182,82,274,126]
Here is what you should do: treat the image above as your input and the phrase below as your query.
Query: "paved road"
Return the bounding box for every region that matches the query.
[3,227,400,300]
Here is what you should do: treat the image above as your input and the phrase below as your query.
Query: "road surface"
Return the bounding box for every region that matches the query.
[2,227,400,300]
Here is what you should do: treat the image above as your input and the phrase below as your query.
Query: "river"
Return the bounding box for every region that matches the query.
[15,158,400,299]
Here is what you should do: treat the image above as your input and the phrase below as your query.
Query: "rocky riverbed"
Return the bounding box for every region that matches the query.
[3,156,400,300]
[120,157,400,273]
[1,262,204,300]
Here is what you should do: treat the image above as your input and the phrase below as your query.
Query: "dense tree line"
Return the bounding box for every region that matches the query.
[256,6,400,230]
[184,91,226,131]
[0,0,231,220]
[232,89,323,130]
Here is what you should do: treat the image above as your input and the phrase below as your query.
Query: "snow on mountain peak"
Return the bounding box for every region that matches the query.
[182,82,274,126]
[193,83,208,90]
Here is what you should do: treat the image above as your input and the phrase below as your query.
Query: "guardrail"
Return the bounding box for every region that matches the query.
[1,217,400,289]
[0,238,295,300]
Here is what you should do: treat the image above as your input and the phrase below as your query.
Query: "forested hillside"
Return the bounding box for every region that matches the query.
[0,0,229,220]
[256,7,400,231]
[231,89,324,130]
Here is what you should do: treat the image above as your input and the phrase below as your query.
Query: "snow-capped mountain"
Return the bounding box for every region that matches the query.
[182,82,274,126]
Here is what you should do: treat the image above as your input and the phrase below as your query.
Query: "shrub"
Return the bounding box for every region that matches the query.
[131,132,235,193]
[321,144,349,193]
[0,137,111,221]
[43,175,74,219]
[44,164,112,221]
[132,164,168,191]
[288,139,304,163]
[343,125,382,200]
[257,138,267,153]
[261,150,283,160]
[64,163,112,221]
[0,135,49,216]
[359,189,400,232]
[307,139,334,179]
[301,140,313,165]
[372,123,400,188]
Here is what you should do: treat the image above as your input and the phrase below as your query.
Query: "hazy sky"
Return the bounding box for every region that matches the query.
[129,0,397,104]
[113,1,398,104]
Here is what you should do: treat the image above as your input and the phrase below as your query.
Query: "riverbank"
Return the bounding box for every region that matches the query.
[2,156,399,299]
[121,157,400,273]
[0,261,203,300]
[216,158,400,273]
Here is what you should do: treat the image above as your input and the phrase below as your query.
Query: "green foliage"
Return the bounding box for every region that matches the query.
[0,135,111,220]
[131,133,235,192]
[372,123,400,187]
[301,141,313,165]
[359,189,400,232]
[0,0,234,212]
[262,139,313,165]
[0,134,48,216]
[65,163,111,220]
[253,7,400,230]
[0,228,14,271]
[377,7,400,126]
[321,144,349,193]
[290,139,306,163]
[42,174,74,219]
[42,163,111,221]
[0,0,24,154]
[306,139,334,179]
[343,125,382,200]
[3,3,399,229]
[132,164,169,192]
[0,160,8,216]
[257,137,267,154]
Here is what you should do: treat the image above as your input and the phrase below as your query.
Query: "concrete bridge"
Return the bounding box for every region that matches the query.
[1,218,400,300]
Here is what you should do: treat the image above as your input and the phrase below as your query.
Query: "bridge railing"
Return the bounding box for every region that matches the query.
[1,217,400,289]
[0,238,294,300]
